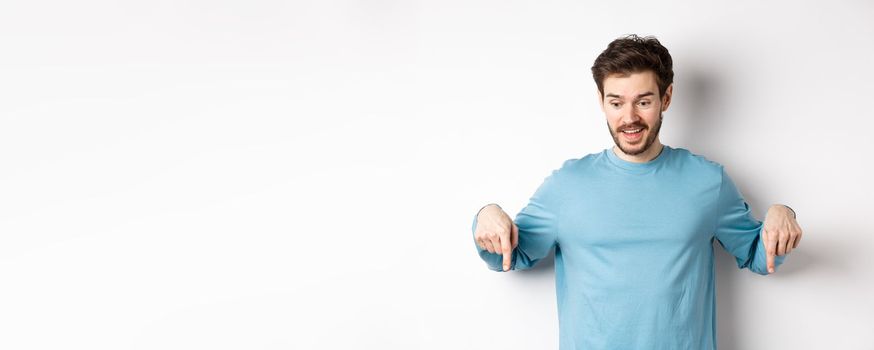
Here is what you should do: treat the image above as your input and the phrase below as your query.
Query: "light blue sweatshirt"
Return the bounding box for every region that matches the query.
[471,145,786,349]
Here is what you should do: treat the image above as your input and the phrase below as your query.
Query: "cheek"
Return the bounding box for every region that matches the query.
[605,111,623,125]
[641,109,661,124]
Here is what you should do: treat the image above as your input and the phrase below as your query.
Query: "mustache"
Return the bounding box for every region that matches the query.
[618,124,648,132]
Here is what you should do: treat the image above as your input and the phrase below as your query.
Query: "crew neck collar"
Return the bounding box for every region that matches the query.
[604,144,672,174]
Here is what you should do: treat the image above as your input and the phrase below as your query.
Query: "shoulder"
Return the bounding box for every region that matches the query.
[669,146,726,177]
[530,151,601,192]
[561,148,607,171]
[549,150,602,178]
[529,153,601,200]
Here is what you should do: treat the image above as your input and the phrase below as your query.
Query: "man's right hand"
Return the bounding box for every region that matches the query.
[474,204,519,271]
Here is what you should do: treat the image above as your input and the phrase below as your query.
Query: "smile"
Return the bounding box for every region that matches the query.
[621,128,644,140]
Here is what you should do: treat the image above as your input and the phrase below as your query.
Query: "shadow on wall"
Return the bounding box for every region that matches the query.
[671,63,724,158]
[670,67,832,349]
[671,65,755,350]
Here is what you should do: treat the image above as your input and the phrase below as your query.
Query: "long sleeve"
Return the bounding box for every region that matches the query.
[471,166,563,272]
[713,166,786,275]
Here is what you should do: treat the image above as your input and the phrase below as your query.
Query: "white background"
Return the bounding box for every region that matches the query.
[1,1,873,349]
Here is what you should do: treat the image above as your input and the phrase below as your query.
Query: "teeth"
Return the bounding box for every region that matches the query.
[622,129,642,133]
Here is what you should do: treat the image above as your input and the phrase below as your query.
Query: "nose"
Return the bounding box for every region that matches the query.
[620,104,640,126]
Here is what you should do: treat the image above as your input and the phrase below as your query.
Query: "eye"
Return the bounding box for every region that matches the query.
[610,102,621,108]
[638,100,651,107]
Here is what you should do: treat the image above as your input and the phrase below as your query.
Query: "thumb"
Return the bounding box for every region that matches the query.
[511,223,519,248]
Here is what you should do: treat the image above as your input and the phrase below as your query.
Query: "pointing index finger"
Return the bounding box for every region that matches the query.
[502,236,512,271]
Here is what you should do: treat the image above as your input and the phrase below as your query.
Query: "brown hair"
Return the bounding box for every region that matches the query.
[591,34,674,99]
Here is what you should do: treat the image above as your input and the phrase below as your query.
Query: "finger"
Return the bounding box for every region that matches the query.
[501,234,513,271]
[787,227,801,254]
[764,230,776,274]
[785,233,794,255]
[793,226,803,249]
[478,238,490,251]
[489,235,502,255]
[511,223,519,249]
[777,231,789,256]
[483,239,496,254]
[789,228,801,250]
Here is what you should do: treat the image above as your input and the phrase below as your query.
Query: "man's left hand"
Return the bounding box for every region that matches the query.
[761,204,803,274]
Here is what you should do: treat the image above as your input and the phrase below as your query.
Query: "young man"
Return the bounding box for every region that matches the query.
[471,35,803,349]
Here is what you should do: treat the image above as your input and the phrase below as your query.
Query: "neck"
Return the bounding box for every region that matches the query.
[613,140,664,163]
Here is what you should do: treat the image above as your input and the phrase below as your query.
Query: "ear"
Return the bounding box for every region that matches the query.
[661,84,673,112]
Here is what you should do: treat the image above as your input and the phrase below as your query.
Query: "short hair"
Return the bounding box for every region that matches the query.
[591,34,674,99]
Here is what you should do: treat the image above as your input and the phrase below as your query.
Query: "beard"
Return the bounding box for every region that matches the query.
[607,113,663,156]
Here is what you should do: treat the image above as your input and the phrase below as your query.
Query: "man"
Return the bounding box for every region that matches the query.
[471,35,803,349]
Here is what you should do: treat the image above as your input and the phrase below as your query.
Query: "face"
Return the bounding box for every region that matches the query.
[599,70,672,156]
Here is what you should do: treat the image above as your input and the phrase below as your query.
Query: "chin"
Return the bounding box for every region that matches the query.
[618,137,649,155]
[620,144,647,156]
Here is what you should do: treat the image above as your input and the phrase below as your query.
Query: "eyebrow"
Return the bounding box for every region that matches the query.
[605,92,655,100]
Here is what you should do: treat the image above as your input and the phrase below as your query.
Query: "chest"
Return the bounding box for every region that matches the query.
[557,174,718,249]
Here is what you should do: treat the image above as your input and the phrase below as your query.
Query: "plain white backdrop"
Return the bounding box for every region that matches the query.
[1,1,873,349]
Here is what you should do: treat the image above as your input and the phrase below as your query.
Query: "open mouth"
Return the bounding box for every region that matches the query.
[620,127,644,141]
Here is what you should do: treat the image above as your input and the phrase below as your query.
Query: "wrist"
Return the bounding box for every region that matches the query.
[477,203,502,219]
[783,204,796,219]
[772,204,796,219]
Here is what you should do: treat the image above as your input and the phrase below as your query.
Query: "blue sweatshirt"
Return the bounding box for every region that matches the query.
[471,145,786,349]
